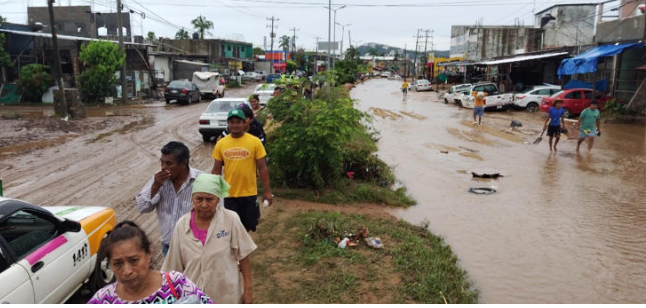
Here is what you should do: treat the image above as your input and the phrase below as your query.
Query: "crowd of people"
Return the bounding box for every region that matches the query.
[90,87,280,303]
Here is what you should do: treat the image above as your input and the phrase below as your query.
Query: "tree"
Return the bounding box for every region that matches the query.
[344,46,359,61]
[146,31,157,43]
[17,64,53,102]
[279,35,290,51]
[286,60,297,72]
[175,28,190,39]
[0,15,12,82]
[253,47,265,56]
[191,15,213,40]
[78,40,125,103]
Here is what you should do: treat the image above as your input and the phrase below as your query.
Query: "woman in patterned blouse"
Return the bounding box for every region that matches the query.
[87,221,213,304]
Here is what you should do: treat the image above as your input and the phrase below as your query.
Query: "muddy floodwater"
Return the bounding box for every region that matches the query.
[352,78,646,303]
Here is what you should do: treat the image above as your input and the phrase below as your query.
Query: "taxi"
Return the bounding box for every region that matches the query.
[0,197,116,303]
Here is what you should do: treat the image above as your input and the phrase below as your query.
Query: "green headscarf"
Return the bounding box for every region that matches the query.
[192,173,231,199]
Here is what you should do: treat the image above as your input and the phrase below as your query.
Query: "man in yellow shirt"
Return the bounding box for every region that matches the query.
[211,108,273,232]
[471,91,488,125]
[402,79,409,100]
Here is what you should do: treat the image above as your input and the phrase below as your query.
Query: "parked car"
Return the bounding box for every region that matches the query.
[381,71,391,78]
[462,82,513,110]
[164,80,201,104]
[192,72,225,99]
[0,197,117,304]
[242,72,263,82]
[540,88,610,117]
[413,79,432,92]
[444,83,472,105]
[266,73,282,83]
[199,98,250,142]
[253,83,276,107]
[513,85,561,112]
[255,71,267,80]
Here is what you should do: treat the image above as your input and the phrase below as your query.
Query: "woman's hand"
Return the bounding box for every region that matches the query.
[241,289,253,304]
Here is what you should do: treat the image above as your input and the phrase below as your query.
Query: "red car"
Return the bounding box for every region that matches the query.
[541,88,611,117]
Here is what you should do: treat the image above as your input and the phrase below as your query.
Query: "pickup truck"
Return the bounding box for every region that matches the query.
[444,83,472,106]
[461,82,513,110]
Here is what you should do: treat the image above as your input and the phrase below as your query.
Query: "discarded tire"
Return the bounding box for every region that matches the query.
[469,187,497,195]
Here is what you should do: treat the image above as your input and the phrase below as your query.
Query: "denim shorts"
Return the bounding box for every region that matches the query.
[473,106,484,117]
[579,130,596,138]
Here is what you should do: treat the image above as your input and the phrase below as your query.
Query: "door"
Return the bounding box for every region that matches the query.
[0,244,34,304]
[563,90,583,113]
[582,90,593,111]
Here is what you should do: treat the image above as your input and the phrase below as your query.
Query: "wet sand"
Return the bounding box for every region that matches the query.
[352,78,646,303]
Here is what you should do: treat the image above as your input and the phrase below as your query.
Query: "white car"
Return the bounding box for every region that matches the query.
[513,86,561,112]
[0,197,117,304]
[192,72,225,99]
[444,83,472,105]
[381,71,391,78]
[198,98,250,142]
[252,83,276,107]
[242,72,263,82]
[413,79,432,92]
[462,83,513,110]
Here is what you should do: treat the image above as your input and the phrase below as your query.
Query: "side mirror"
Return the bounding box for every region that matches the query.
[62,219,82,233]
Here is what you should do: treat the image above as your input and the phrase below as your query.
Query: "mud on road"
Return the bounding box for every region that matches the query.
[0,84,255,266]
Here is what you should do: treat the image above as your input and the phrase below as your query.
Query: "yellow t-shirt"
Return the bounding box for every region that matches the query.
[472,91,488,107]
[402,81,409,89]
[212,133,266,198]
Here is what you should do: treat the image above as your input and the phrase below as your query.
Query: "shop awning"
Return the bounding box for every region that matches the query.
[437,61,475,67]
[479,52,569,65]
[558,42,643,77]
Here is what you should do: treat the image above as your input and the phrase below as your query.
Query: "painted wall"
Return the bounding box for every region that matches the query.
[537,5,596,49]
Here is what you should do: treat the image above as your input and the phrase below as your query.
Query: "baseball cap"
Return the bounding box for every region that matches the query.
[227,108,245,120]
[237,103,254,119]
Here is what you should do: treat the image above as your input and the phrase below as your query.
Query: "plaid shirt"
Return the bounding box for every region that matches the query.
[135,167,202,245]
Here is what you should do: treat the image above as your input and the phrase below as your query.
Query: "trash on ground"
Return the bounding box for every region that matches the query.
[472,172,503,179]
[510,120,523,128]
[440,150,449,154]
[338,237,350,249]
[469,187,497,195]
[365,237,384,249]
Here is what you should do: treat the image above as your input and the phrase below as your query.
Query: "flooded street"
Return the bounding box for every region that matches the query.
[352,78,646,303]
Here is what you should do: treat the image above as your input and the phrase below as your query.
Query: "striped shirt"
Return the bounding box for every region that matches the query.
[135,167,202,245]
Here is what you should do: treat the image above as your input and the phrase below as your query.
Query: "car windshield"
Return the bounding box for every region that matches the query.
[168,81,190,88]
[206,101,243,113]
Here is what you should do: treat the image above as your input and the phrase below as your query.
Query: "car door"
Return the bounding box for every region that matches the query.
[564,90,583,113]
[582,90,593,110]
[0,244,34,304]
[0,209,90,303]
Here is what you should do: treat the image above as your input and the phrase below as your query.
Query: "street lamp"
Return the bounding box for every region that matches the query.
[335,22,350,58]
[323,4,346,71]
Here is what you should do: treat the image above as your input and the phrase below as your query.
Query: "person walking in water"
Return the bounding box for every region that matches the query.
[576,100,601,152]
[471,91,488,125]
[543,99,565,152]
[401,79,409,100]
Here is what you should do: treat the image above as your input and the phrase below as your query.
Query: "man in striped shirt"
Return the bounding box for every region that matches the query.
[136,141,203,256]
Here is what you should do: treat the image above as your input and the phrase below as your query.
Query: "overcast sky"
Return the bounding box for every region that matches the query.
[2,0,614,52]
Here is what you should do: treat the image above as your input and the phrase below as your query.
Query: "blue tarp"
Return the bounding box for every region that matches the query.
[564,79,608,92]
[557,42,643,77]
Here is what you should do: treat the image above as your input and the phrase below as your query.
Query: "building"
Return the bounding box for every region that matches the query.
[26,5,132,41]
[534,4,597,50]
[450,25,541,62]
[156,39,254,71]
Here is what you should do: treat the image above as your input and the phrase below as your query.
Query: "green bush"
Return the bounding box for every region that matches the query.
[603,99,627,117]
[78,40,125,103]
[17,64,53,103]
[227,80,241,88]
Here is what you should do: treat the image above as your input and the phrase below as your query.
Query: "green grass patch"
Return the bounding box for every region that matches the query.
[252,210,478,303]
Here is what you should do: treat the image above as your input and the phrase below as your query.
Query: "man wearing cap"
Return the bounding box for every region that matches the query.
[217,104,266,145]
[211,109,273,232]
[162,173,257,303]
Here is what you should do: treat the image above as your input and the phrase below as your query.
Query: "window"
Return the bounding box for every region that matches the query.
[565,91,582,99]
[584,91,593,99]
[483,84,497,94]
[550,89,560,95]
[536,89,552,95]
[241,47,245,52]
[0,211,58,260]
[473,86,483,92]
[228,45,232,51]
[0,246,9,274]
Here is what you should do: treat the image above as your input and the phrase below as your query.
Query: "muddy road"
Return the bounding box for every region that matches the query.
[352,78,646,303]
[0,85,255,265]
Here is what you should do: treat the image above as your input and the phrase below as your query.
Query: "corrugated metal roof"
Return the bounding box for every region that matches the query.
[0,29,153,46]
[479,52,569,65]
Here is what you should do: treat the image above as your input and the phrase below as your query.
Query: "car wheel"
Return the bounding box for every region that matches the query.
[526,102,539,113]
[187,96,192,105]
[202,134,211,142]
[221,90,225,98]
[444,98,449,104]
[197,93,201,102]
[165,99,170,104]
[563,108,571,118]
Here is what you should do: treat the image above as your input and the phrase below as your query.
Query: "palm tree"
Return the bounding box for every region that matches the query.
[279,35,290,51]
[146,31,156,43]
[191,15,213,40]
[175,28,190,40]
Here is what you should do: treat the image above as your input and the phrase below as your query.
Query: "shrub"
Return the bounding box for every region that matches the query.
[78,40,125,103]
[17,64,53,103]
[227,80,241,88]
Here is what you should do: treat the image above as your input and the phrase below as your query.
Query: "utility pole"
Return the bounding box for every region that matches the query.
[327,0,331,73]
[116,0,127,104]
[403,44,407,78]
[267,16,278,73]
[289,27,299,56]
[422,29,430,79]
[48,0,67,118]
[315,36,321,73]
[348,29,351,48]
[413,29,420,78]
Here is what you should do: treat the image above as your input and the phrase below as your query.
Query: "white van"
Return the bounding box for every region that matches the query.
[192,72,225,99]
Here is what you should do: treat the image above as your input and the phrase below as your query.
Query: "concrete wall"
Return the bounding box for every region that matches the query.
[450,25,538,61]
[95,12,132,41]
[596,14,645,43]
[28,6,93,37]
[158,39,221,62]
[152,56,171,82]
[620,0,645,18]
[254,61,271,73]
[538,5,596,49]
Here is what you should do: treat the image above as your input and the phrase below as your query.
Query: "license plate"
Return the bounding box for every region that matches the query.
[218,120,227,126]
[171,90,177,93]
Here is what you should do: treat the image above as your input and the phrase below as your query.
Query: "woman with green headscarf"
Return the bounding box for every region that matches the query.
[162,174,257,304]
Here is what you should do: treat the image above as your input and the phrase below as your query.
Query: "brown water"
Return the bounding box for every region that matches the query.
[351,79,646,303]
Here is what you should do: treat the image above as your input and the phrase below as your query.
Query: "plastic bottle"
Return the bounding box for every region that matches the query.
[338,237,349,249]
